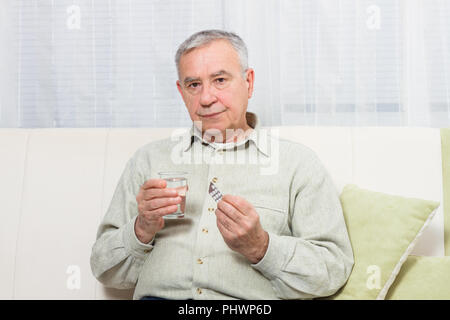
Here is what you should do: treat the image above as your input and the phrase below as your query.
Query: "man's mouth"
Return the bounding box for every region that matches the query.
[200,110,225,118]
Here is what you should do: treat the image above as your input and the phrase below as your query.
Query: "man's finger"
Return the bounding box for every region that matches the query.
[144,188,178,200]
[221,194,252,216]
[145,204,179,218]
[146,196,181,211]
[215,208,237,233]
[216,216,234,240]
[217,199,242,223]
[142,179,166,190]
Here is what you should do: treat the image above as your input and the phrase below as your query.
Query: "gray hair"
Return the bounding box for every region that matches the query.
[175,29,248,79]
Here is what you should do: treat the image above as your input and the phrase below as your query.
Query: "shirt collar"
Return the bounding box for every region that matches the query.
[181,111,270,157]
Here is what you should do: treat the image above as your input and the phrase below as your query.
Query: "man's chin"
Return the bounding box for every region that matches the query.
[202,124,226,134]
[193,118,223,129]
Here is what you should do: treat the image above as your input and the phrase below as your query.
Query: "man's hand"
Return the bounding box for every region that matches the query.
[134,179,182,244]
[215,195,269,264]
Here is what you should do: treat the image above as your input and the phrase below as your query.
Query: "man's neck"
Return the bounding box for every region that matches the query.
[202,123,253,144]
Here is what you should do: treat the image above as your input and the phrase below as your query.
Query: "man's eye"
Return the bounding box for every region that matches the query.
[215,78,226,84]
[188,83,200,88]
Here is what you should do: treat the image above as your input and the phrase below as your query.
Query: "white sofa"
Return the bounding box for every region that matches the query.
[0,126,445,299]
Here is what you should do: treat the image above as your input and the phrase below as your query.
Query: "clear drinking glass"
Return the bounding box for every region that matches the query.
[158,171,188,219]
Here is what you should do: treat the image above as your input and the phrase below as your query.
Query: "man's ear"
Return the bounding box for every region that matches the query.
[245,68,255,99]
[176,80,185,99]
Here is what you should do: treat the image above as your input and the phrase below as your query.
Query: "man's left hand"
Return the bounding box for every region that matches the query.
[215,195,269,264]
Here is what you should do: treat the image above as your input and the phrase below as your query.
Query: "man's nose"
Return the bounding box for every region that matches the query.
[199,83,218,107]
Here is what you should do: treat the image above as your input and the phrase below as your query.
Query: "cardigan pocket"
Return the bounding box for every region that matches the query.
[253,204,287,214]
[252,203,288,235]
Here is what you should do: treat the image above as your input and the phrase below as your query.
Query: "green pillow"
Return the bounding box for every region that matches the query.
[328,184,440,300]
[386,255,450,300]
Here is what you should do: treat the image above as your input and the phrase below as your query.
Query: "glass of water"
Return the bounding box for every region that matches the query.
[158,171,188,219]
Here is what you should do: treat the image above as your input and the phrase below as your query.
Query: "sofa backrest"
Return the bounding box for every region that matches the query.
[0,127,444,299]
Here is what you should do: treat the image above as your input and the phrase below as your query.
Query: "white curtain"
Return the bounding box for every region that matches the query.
[0,0,449,128]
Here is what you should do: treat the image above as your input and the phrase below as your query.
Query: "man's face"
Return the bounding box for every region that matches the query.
[176,39,254,138]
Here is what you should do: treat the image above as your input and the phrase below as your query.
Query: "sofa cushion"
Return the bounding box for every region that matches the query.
[386,255,450,299]
[328,184,440,300]
[14,129,108,299]
[0,129,28,298]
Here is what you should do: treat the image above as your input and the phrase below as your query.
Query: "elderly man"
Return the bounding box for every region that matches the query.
[90,30,354,300]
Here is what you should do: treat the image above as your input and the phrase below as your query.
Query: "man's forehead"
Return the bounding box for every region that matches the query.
[183,69,232,83]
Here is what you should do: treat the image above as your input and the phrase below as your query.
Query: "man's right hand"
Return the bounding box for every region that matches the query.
[134,179,182,244]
